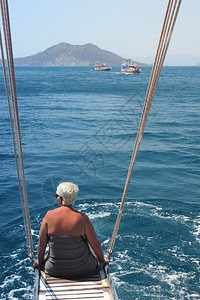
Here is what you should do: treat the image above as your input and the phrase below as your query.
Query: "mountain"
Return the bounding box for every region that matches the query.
[14,43,124,66]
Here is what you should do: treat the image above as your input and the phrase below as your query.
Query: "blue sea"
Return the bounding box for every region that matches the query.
[0,66,200,299]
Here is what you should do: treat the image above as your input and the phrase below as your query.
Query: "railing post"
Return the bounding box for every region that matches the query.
[33,269,40,300]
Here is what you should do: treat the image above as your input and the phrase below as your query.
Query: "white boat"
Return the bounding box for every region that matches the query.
[34,266,118,299]
[121,59,141,73]
[94,62,112,71]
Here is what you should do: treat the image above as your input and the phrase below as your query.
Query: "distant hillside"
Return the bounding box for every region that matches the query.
[14,43,125,66]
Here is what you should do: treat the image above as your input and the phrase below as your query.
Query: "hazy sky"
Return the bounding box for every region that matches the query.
[6,0,200,64]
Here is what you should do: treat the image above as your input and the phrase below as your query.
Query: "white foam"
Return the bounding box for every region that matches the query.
[190,258,200,267]
[142,206,192,225]
[10,253,18,259]
[168,246,190,263]
[109,256,199,299]
[146,262,193,294]
[134,201,194,229]
[1,275,21,289]
[1,270,33,299]
[88,211,111,220]
[31,229,38,237]
[102,238,110,245]
[135,201,162,211]
[109,273,125,288]
[8,286,32,300]
[189,294,200,298]
[193,215,200,242]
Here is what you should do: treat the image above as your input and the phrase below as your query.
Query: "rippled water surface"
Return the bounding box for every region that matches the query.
[0,66,200,299]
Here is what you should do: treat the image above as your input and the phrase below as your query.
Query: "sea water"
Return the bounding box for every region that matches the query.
[0,66,200,299]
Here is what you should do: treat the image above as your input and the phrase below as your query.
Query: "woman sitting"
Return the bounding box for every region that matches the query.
[33,182,108,278]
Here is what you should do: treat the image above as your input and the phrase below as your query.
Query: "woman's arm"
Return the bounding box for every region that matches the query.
[33,215,48,269]
[85,215,107,263]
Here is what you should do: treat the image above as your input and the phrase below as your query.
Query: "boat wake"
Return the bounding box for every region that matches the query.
[1,198,200,299]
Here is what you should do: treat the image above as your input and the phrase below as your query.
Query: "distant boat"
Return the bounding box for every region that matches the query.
[94,61,112,71]
[121,59,141,73]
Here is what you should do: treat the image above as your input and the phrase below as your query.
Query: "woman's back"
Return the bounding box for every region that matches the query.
[34,182,107,277]
[46,206,86,236]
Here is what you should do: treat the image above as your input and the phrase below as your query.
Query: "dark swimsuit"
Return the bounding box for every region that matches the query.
[42,235,98,278]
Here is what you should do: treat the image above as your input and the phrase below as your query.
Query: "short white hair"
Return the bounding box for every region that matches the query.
[56,182,78,206]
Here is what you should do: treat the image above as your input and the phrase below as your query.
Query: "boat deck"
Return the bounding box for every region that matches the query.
[35,267,117,300]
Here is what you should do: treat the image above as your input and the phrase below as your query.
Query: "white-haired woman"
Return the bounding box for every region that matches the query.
[33,182,108,278]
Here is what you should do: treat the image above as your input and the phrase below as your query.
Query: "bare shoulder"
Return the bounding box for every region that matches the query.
[74,210,91,225]
[44,209,55,219]
[82,213,93,227]
[45,209,53,216]
[72,209,87,218]
[80,211,89,221]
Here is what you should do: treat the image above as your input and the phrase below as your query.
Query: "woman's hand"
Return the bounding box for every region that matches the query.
[33,261,40,269]
[103,257,109,265]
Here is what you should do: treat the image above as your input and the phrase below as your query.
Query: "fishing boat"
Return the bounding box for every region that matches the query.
[0,0,182,298]
[121,59,141,73]
[94,62,112,71]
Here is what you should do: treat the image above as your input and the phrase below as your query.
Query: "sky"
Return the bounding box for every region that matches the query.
[4,0,200,65]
